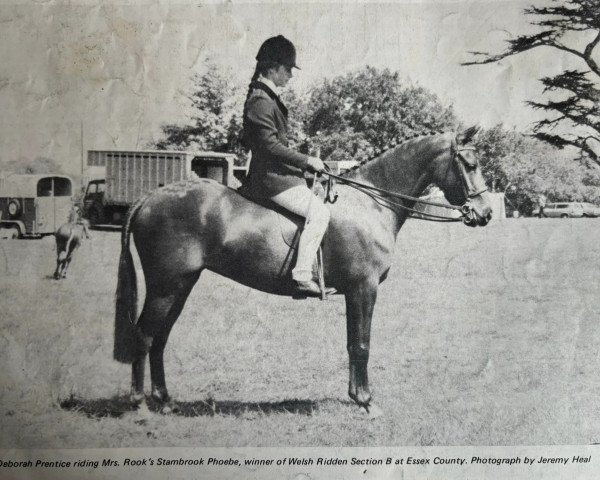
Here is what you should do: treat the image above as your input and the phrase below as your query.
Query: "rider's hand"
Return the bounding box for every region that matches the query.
[306,156,325,173]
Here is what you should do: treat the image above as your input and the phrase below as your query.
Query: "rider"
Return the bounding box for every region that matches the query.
[242,35,330,296]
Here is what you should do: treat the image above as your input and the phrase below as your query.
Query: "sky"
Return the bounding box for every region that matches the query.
[0,0,588,177]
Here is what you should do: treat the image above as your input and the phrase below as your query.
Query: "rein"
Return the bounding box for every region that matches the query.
[324,172,462,210]
[323,171,463,221]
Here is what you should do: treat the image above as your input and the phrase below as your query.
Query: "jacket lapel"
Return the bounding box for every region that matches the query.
[252,81,288,118]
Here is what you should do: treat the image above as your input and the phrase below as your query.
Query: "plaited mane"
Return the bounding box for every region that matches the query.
[340,130,448,177]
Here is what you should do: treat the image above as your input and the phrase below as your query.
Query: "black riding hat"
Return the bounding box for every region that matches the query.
[256,35,300,69]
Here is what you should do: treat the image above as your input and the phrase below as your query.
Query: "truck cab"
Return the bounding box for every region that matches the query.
[82,179,107,225]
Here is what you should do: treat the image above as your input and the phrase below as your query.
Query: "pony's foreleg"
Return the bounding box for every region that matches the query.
[345,283,377,410]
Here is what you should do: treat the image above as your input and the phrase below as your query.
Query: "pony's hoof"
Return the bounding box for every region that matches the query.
[134,402,153,420]
[360,403,384,419]
[122,399,153,422]
[130,393,145,406]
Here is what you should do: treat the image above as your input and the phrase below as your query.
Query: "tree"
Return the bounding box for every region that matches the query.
[155,64,244,154]
[463,0,600,163]
[474,123,600,213]
[303,66,458,162]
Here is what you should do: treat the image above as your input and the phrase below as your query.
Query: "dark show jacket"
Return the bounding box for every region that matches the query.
[242,81,310,198]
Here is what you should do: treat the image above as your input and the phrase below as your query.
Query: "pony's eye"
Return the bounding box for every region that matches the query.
[459,153,478,168]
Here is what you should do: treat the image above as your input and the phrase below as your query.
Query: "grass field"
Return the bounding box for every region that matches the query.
[1,217,600,448]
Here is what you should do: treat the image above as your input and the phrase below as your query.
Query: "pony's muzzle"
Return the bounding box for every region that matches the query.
[462,195,492,227]
[461,205,477,227]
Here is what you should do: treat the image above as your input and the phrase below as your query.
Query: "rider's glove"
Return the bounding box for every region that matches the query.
[307,156,325,173]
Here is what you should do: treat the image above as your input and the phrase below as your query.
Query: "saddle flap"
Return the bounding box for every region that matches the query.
[236,187,302,247]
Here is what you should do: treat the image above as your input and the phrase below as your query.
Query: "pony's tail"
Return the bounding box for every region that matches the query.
[113,198,145,363]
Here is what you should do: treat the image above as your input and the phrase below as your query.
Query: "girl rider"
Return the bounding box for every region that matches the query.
[242,35,331,296]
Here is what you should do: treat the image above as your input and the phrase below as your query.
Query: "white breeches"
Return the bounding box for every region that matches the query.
[270,185,330,282]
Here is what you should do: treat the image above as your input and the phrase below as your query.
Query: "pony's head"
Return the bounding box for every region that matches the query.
[434,126,492,227]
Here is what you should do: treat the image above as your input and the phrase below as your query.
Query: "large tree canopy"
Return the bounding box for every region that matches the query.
[463,0,600,163]
[303,66,457,162]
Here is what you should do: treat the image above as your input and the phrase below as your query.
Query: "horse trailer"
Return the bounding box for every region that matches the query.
[83,150,246,226]
[0,174,74,238]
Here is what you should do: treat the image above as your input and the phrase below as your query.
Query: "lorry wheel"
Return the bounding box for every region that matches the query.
[560,214,569,218]
[7,199,21,219]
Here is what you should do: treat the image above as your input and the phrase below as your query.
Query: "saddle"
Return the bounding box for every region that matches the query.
[239,189,305,246]
[237,179,338,300]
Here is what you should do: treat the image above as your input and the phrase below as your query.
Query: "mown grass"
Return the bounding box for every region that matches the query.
[1,218,600,447]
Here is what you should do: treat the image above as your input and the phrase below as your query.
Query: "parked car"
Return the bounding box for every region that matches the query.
[532,202,585,218]
[580,202,600,217]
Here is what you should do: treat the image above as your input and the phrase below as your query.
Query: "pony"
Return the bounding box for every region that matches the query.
[54,207,91,280]
[114,126,492,414]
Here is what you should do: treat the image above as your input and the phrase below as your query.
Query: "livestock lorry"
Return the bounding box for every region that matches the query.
[83,150,246,226]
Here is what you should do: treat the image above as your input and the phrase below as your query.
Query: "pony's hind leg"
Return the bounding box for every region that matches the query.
[134,270,201,413]
[54,258,62,279]
[131,335,152,406]
[61,253,74,278]
[54,244,66,279]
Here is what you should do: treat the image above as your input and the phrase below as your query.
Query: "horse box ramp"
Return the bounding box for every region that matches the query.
[87,150,244,204]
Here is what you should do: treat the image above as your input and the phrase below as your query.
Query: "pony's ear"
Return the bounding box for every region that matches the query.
[457,125,481,145]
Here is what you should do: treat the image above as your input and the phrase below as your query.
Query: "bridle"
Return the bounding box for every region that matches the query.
[449,142,488,200]
[321,141,488,223]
